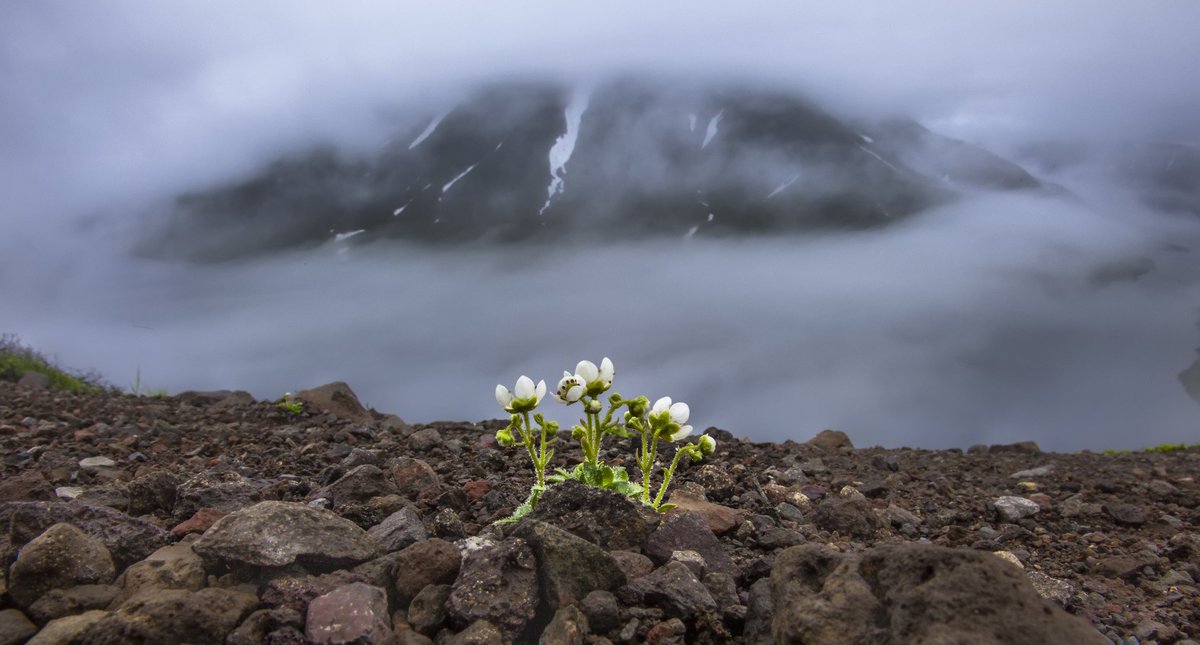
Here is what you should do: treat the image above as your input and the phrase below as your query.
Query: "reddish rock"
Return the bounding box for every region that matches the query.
[171,507,228,537]
[463,480,492,503]
[665,490,745,536]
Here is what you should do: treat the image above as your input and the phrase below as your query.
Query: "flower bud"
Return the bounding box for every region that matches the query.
[698,434,716,456]
[495,428,516,447]
[585,398,603,414]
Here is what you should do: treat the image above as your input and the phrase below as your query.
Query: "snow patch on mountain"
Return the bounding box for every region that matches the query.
[540,88,591,215]
[442,163,479,193]
[858,145,902,174]
[702,110,725,150]
[409,113,447,150]
[767,173,801,199]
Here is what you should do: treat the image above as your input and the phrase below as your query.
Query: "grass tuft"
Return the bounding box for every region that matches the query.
[0,333,106,392]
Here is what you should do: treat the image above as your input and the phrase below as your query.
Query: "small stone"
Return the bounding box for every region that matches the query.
[296,381,373,423]
[407,428,443,453]
[1102,502,1149,527]
[368,505,428,552]
[25,610,108,645]
[993,496,1040,523]
[581,590,621,634]
[79,456,117,469]
[1015,481,1038,493]
[407,584,452,636]
[807,429,853,451]
[391,457,441,499]
[0,470,55,502]
[8,523,116,609]
[1009,465,1054,479]
[620,561,716,619]
[305,582,393,645]
[991,550,1024,569]
[609,550,655,580]
[192,500,381,569]
[539,605,587,645]
[55,486,83,499]
[446,538,539,641]
[170,507,228,537]
[645,511,737,578]
[445,620,504,645]
[669,550,707,578]
[813,494,878,538]
[392,538,462,607]
[645,617,687,644]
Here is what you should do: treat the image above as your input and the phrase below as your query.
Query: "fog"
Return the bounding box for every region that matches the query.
[2,2,1199,450]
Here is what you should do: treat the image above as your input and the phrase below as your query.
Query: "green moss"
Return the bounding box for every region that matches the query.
[0,334,105,392]
[1101,443,1199,456]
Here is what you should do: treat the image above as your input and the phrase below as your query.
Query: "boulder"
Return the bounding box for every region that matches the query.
[528,480,657,551]
[74,587,258,644]
[25,610,108,645]
[297,381,373,423]
[769,543,1108,644]
[192,500,381,570]
[109,540,207,608]
[513,520,626,610]
[807,429,854,451]
[8,523,116,609]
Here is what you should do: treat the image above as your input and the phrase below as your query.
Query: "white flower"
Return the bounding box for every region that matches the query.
[495,375,546,413]
[553,371,586,404]
[652,397,690,425]
[670,424,695,442]
[575,357,615,395]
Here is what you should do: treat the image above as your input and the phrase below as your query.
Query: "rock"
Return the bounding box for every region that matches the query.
[55,487,83,499]
[305,582,393,645]
[580,589,621,634]
[1102,502,1149,526]
[25,610,108,645]
[262,571,369,615]
[445,620,504,645]
[528,480,657,550]
[8,523,116,609]
[769,543,1107,644]
[1095,552,1158,580]
[79,456,117,469]
[0,609,38,645]
[669,550,707,577]
[621,561,716,620]
[170,507,228,537]
[812,494,878,538]
[109,540,207,608]
[76,486,129,511]
[309,464,400,510]
[645,617,687,645]
[807,429,853,451]
[540,605,588,645]
[664,490,745,535]
[368,505,428,552]
[126,469,180,516]
[1009,465,1054,479]
[17,371,51,390]
[391,538,463,607]
[174,470,263,519]
[192,500,381,570]
[513,520,626,610]
[225,607,305,645]
[994,496,1040,523]
[407,428,442,452]
[1027,571,1074,605]
[881,504,921,529]
[0,501,171,571]
[989,441,1042,454]
[296,381,373,423]
[26,584,118,625]
[609,550,655,580]
[391,457,441,499]
[75,587,258,644]
[644,511,737,578]
[692,465,737,501]
[757,527,805,549]
[407,583,452,635]
[174,389,253,406]
[0,470,55,502]
[447,538,539,641]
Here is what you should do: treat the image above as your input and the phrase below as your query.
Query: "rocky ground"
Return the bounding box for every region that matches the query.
[0,378,1197,644]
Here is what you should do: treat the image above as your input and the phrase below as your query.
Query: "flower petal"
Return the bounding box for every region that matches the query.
[576,360,598,383]
[567,384,585,402]
[495,385,514,407]
[515,375,536,400]
[534,380,547,403]
[669,402,690,425]
[671,424,694,441]
[600,357,615,380]
[652,397,672,415]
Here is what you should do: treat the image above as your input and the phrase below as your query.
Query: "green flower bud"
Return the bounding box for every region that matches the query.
[698,434,716,456]
[495,428,516,447]
[585,398,603,414]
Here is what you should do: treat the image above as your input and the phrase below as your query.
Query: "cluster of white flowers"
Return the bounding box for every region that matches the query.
[492,356,716,515]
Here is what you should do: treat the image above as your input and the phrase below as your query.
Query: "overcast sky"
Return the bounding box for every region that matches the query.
[2,3,1199,450]
[2,1,1199,221]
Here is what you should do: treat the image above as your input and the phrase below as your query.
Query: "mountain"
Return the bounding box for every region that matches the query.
[143,79,1051,261]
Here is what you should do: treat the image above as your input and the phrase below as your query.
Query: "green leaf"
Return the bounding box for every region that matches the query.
[657,503,677,513]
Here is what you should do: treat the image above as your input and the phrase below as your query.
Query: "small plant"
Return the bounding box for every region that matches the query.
[129,367,168,397]
[0,334,104,392]
[277,392,304,415]
[493,357,715,522]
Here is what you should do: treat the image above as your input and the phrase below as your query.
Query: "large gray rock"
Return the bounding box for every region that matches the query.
[192,501,381,570]
[0,501,171,571]
[8,523,116,609]
[297,381,373,423]
[528,480,657,550]
[74,588,258,644]
[174,470,263,519]
[769,543,1108,644]
[447,538,539,642]
[513,520,626,610]
[305,582,393,645]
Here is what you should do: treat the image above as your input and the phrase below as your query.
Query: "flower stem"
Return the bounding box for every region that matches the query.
[653,446,685,509]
